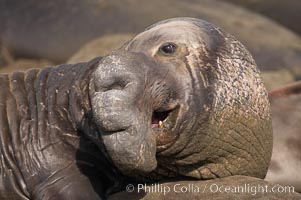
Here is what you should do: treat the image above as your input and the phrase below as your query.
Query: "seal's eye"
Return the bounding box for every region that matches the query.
[159,42,177,55]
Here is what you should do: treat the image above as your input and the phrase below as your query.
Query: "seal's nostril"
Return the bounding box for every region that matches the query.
[105,82,125,91]
[102,79,129,92]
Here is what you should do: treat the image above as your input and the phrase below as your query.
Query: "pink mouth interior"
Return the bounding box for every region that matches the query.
[151,110,170,128]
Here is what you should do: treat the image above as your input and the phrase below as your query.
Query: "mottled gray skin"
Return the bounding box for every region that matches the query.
[0,18,272,199]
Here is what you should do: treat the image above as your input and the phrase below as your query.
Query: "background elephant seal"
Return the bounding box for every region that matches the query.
[0,18,273,199]
[68,33,135,64]
[2,0,301,83]
[266,81,301,192]
[0,59,53,74]
[221,0,301,37]
[0,43,14,68]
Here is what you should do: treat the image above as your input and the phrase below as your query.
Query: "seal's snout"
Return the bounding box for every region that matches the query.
[91,52,144,132]
[90,51,158,175]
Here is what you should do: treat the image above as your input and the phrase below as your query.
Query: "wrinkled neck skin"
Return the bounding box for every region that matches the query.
[0,57,124,199]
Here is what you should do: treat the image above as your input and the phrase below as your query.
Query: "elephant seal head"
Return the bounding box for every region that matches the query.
[88,18,272,180]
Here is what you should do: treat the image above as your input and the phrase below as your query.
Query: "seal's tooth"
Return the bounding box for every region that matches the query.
[159,121,164,128]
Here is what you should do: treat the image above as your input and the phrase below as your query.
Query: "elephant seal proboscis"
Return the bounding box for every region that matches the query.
[0,18,273,199]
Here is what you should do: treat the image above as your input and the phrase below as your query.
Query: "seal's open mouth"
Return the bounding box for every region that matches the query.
[151,110,171,128]
[151,104,180,146]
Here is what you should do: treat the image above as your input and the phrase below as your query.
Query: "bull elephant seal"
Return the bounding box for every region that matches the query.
[0,18,273,199]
